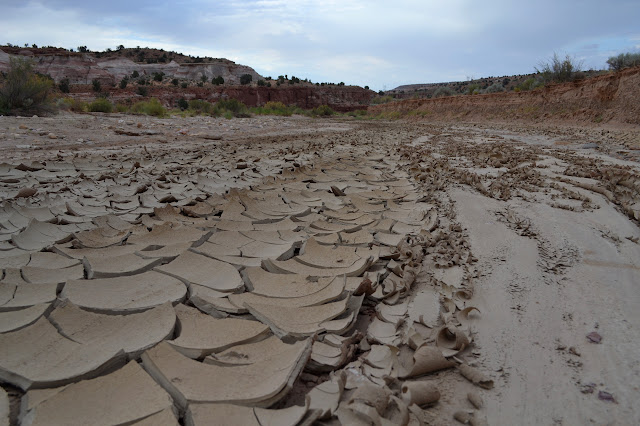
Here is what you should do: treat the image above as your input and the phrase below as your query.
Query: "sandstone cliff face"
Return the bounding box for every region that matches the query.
[370,66,640,125]
[0,49,262,85]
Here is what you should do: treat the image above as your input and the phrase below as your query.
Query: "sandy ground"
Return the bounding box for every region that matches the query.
[1,112,639,425]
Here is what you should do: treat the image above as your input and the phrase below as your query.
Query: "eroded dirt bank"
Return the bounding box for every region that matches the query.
[370,66,640,127]
[0,115,638,425]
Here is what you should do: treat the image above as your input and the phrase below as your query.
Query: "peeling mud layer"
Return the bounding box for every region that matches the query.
[0,114,639,425]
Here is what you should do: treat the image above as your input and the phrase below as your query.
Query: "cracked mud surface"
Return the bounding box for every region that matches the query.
[1,114,639,425]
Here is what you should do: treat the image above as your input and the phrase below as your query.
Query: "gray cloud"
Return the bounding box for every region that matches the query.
[2,0,639,90]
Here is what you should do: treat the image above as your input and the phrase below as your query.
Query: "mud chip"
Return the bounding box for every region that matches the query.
[597,390,615,403]
[586,331,602,343]
[15,188,37,198]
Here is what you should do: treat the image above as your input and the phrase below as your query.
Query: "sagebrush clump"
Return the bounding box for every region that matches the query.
[536,53,582,83]
[311,105,335,117]
[87,97,113,113]
[130,98,166,117]
[606,52,640,71]
[432,87,454,98]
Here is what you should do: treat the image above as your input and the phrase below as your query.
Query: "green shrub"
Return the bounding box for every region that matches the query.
[212,76,224,85]
[432,87,454,98]
[115,103,128,113]
[130,98,166,117]
[346,109,368,118]
[536,53,582,83]
[352,109,368,116]
[0,57,55,115]
[153,72,164,82]
[177,98,189,110]
[371,95,394,104]
[87,97,113,113]
[514,77,544,92]
[214,98,248,117]
[606,52,640,71]
[119,78,128,89]
[56,97,79,111]
[68,98,87,112]
[240,74,253,85]
[58,78,70,93]
[484,83,505,93]
[251,101,293,116]
[131,71,140,78]
[172,78,179,86]
[188,99,215,114]
[467,84,480,95]
[311,105,335,117]
[374,111,401,120]
[257,79,266,86]
[92,79,101,92]
[137,86,149,97]
[181,82,188,88]
[201,75,208,83]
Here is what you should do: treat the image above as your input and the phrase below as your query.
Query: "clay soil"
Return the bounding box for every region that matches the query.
[1,112,639,425]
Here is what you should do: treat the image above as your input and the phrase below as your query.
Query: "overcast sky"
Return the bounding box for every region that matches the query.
[2,0,639,90]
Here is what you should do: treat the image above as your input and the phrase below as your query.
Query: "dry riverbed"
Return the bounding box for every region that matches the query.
[0,113,638,425]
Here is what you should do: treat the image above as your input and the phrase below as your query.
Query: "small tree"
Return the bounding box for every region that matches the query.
[131,70,140,78]
[172,78,179,86]
[177,98,189,110]
[240,74,253,85]
[153,72,164,82]
[257,79,266,86]
[181,82,188,88]
[58,78,70,93]
[0,57,54,115]
[137,86,149,97]
[212,76,224,85]
[91,79,101,92]
[201,75,208,83]
[119,77,128,89]
[77,46,88,53]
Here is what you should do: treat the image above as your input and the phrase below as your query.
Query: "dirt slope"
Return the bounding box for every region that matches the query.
[370,67,640,126]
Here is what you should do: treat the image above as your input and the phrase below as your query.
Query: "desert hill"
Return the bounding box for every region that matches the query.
[0,45,375,111]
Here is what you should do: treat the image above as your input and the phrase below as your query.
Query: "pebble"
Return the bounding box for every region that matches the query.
[580,143,598,149]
